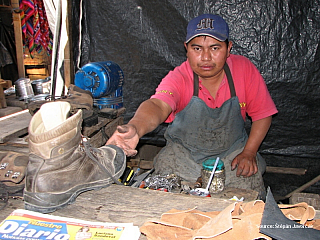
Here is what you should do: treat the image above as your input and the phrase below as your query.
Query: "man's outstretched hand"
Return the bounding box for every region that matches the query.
[106,124,140,157]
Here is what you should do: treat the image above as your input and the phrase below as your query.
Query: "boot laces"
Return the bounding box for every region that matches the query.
[81,136,123,185]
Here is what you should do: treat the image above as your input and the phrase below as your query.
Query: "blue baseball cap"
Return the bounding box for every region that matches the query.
[185,14,229,43]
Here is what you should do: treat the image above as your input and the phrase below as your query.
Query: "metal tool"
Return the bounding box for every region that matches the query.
[131,168,155,188]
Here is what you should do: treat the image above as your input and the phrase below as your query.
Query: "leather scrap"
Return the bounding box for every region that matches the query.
[140,189,320,240]
[193,202,237,239]
[279,202,315,224]
[260,187,320,240]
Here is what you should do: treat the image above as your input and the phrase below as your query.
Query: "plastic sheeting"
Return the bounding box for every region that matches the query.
[0,11,19,81]
[71,0,320,197]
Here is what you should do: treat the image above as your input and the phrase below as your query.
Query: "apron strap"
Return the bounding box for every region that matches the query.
[193,71,199,96]
[223,63,236,97]
[193,63,236,97]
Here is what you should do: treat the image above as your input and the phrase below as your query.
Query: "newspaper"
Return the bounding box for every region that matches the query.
[0,209,140,240]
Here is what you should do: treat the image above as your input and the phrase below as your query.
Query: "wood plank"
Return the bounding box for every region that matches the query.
[63,0,74,87]
[0,79,12,88]
[0,79,11,108]
[1,184,319,238]
[82,108,125,138]
[11,0,25,78]
[266,166,307,175]
[0,84,6,108]
[0,184,320,240]
[88,116,123,147]
[0,184,235,228]
[0,110,31,143]
[0,137,29,153]
[82,117,113,137]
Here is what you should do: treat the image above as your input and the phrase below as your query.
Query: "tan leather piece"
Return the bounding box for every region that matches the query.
[140,200,319,240]
[306,219,320,230]
[236,200,265,216]
[193,202,236,238]
[279,202,316,225]
[140,221,194,240]
[206,212,270,240]
[160,208,213,230]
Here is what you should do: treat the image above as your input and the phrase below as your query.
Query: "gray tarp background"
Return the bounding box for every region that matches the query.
[71,0,320,198]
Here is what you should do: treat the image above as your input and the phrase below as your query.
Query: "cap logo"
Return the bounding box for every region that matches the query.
[196,18,214,31]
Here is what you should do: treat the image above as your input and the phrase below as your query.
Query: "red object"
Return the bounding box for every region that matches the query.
[156,188,168,192]
[139,181,146,188]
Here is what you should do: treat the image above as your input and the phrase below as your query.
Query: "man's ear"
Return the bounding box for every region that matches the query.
[184,42,188,56]
[227,41,233,57]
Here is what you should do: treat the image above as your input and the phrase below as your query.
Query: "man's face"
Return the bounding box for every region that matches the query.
[184,36,232,81]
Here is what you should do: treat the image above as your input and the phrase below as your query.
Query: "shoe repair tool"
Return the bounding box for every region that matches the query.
[120,166,135,185]
[127,168,140,186]
[190,157,220,197]
[131,168,155,188]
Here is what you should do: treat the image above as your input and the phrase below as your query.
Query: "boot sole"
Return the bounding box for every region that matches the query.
[24,180,113,213]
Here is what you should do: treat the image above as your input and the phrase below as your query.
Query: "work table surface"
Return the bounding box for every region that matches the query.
[1,108,320,239]
[1,184,238,239]
[2,181,320,240]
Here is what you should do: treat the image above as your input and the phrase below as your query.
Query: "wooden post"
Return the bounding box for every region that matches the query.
[11,0,25,79]
[0,79,12,108]
[63,0,74,87]
[0,84,6,108]
[284,174,320,199]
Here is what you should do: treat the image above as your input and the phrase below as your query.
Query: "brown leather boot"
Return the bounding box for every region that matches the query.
[28,84,94,119]
[0,151,29,196]
[60,84,94,115]
[24,101,126,213]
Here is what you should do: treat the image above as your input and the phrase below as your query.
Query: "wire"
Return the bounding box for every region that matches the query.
[77,0,83,70]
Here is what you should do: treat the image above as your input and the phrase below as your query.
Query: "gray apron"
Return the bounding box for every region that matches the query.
[154,64,266,197]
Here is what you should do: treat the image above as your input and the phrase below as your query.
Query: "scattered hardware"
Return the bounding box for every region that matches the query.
[144,174,180,192]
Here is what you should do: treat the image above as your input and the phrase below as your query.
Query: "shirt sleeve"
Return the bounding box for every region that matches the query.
[150,61,193,122]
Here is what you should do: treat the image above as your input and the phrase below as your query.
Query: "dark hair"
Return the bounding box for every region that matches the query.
[225,39,229,47]
[185,37,229,47]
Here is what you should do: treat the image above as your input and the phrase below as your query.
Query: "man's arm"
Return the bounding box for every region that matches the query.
[106,98,172,156]
[128,98,172,138]
[231,116,272,177]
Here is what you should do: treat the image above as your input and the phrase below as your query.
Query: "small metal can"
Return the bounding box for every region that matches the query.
[201,158,225,194]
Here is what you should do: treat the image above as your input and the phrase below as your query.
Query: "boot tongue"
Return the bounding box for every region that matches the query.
[40,102,71,131]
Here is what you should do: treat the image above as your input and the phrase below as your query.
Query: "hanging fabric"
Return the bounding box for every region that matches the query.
[19,0,53,56]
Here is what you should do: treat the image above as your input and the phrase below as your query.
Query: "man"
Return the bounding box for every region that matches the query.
[106,14,278,197]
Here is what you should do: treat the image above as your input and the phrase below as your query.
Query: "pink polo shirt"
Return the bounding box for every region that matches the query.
[150,54,278,123]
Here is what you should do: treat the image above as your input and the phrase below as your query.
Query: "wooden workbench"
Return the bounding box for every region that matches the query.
[1,108,320,239]
[0,184,236,239]
[1,184,320,240]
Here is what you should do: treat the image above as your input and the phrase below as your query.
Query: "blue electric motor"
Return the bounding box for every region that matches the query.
[75,61,124,109]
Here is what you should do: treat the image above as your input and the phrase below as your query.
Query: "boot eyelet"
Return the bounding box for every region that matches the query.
[0,163,8,169]
[58,148,65,154]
